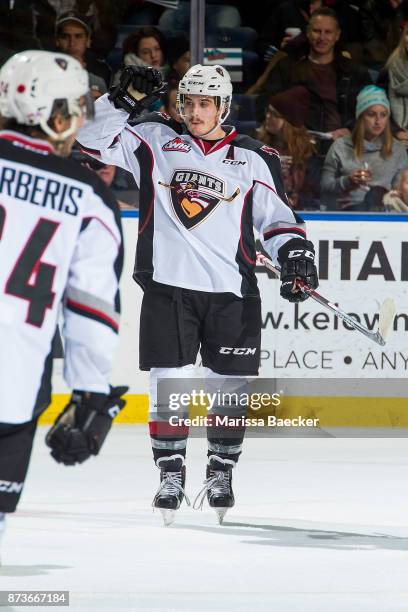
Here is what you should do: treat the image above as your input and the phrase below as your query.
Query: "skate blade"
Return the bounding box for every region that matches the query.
[160,509,176,527]
[214,508,228,524]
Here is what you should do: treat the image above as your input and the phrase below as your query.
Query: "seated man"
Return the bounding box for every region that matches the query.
[256,7,371,144]
[55,10,112,98]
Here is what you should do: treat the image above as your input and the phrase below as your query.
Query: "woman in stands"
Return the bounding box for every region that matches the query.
[113,26,168,111]
[385,22,408,147]
[321,85,407,211]
[121,26,168,75]
[256,85,320,209]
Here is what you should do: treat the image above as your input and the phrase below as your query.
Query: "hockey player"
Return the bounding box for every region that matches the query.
[77,64,318,525]
[0,50,127,549]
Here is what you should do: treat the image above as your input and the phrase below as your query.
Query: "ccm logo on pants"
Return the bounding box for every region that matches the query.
[219,347,257,355]
[0,480,23,493]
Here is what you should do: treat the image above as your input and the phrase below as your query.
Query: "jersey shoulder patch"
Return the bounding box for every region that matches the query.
[233,134,281,160]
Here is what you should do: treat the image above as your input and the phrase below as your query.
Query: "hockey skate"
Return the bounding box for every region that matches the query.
[152,455,190,526]
[193,455,235,524]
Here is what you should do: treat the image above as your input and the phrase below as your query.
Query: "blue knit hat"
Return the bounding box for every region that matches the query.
[356,85,390,118]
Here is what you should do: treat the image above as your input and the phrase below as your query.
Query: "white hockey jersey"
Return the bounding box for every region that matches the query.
[78,94,307,297]
[0,131,123,424]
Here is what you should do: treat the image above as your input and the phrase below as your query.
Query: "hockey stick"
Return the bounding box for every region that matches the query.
[256,251,396,346]
[158,181,240,202]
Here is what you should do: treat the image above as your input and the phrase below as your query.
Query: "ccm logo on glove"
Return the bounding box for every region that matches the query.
[288,249,314,260]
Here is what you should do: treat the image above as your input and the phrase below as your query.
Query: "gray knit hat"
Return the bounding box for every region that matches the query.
[356,85,390,118]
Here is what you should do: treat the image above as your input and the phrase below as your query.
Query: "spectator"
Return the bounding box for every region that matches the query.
[321,85,408,210]
[166,36,190,82]
[255,86,321,209]
[113,26,168,111]
[161,83,183,123]
[385,22,408,147]
[257,7,371,144]
[120,26,168,73]
[71,148,138,209]
[383,167,408,210]
[55,11,112,96]
[95,162,137,210]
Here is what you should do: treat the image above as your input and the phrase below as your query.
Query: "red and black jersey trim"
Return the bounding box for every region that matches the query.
[235,185,259,296]
[264,226,306,241]
[232,134,290,206]
[66,298,119,334]
[149,421,189,438]
[125,129,155,289]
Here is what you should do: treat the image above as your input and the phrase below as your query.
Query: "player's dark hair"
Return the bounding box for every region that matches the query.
[1,99,71,138]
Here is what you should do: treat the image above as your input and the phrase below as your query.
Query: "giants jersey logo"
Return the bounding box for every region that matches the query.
[159,169,239,230]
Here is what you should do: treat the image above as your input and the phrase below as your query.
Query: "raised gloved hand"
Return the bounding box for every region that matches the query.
[45,386,128,466]
[278,238,318,302]
[109,66,166,118]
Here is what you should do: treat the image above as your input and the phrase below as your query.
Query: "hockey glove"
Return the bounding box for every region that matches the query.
[109,66,166,118]
[278,238,318,303]
[45,386,128,466]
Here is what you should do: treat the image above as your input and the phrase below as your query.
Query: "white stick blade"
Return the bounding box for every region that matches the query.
[378,298,396,341]
[160,509,175,527]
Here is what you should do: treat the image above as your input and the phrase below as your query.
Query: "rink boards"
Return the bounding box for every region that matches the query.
[41,212,408,427]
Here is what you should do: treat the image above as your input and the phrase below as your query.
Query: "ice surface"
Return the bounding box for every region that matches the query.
[1,427,407,611]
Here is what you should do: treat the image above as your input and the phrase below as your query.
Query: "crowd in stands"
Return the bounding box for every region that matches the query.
[2,0,408,212]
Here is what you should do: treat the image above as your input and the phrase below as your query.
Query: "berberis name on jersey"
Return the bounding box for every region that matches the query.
[0,165,81,216]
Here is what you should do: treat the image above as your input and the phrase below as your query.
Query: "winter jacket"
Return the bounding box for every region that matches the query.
[257,52,371,128]
[388,57,408,131]
[321,134,407,210]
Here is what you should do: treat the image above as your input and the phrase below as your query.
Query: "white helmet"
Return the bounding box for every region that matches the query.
[0,50,93,140]
[177,64,233,126]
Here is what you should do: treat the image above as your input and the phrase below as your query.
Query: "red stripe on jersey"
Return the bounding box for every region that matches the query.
[0,131,54,153]
[78,144,102,157]
[66,298,119,332]
[264,227,306,241]
[191,127,237,156]
[206,127,237,154]
[149,421,189,437]
[253,179,278,196]
[82,216,121,247]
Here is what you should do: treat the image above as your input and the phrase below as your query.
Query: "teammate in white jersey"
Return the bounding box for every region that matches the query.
[0,50,127,546]
[77,64,319,524]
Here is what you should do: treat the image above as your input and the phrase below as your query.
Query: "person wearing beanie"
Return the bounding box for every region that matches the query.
[355,84,391,118]
[256,86,321,209]
[321,85,408,210]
